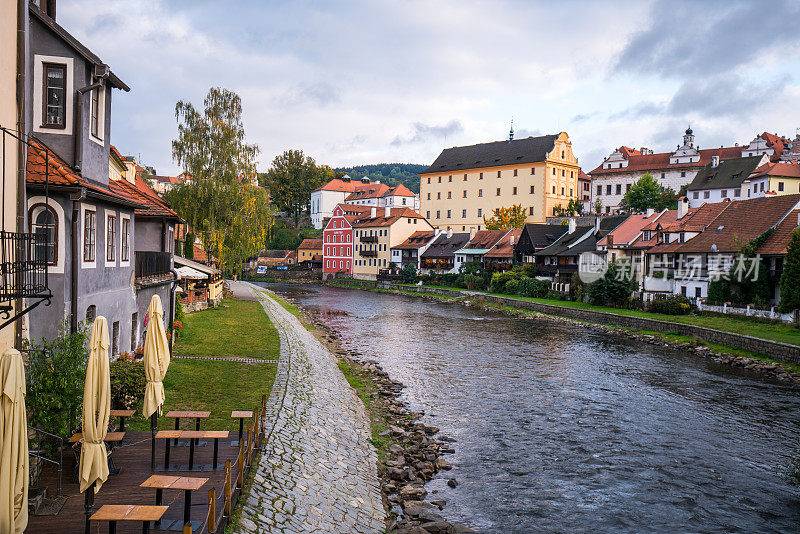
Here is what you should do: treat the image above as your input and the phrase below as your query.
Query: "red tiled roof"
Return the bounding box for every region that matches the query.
[463,230,509,250]
[345,183,391,201]
[484,230,522,258]
[758,210,800,255]
[109,176,181,220]
[393,230,437,250]
[751,162,800,179]
[759,132,790,161]
[619,146,642,157]
[298,238,323,250]
[597,212,661,247]
[315,178,375,193]
[352,207,426,228]
[589,146,742,175]
[673,195,800,254]
[384,184,415,197]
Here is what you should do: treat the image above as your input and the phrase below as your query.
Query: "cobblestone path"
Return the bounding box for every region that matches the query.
[230,281,385,534]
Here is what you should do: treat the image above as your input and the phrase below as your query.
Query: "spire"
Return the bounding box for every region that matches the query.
[508,118,514,142]
[683,125,695,148]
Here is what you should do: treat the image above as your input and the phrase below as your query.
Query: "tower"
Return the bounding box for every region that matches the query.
[508,119,514,141]
[683,125,694,148]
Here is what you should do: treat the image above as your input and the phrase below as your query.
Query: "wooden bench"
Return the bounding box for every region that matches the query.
[90,504,168,534]
[165,411,211,447]
[69,431,126,444]
[231,410,253,446]
[110,409,136,432]
[155,430,229,471]
[140,475,208,530]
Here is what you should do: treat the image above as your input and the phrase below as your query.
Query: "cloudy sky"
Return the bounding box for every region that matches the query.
[58,0,800,175]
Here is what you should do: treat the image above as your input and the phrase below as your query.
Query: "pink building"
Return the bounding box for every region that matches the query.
[322,204,369,276]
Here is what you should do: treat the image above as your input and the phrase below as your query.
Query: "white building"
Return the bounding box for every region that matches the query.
[686,154,769,208]
[310,175,375,229]
[346,183,420,211]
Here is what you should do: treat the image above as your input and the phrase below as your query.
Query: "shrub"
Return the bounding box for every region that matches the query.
[648,295,692,315]
[505,279,520,295]
[110,359,146,410]
[518,277,550,298]
[587,261,638,307]
[545,290,568,300]
[490,270,521,293]
[401,263,418,284]
[175,293,185,324]
[26,319,89,445]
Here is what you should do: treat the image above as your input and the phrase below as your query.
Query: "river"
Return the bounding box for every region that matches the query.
[264,283,800,533]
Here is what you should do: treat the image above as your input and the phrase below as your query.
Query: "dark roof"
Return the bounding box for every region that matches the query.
[421,135,559,174]
[556,236,599,257]
[462,230,509,250]
[518,223,568,250]
[597,215,629,234]
[686,156,764,191]
[534,226,594,256]
[393,231,437,250]
[420,233,471,259]
[30,5,129,91]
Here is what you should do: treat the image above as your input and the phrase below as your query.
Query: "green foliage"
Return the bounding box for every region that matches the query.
[334,163,426,193]
[569,271,585,302]
[401,263,418,283]
[26,320,89,443]
[184,232,195,260]
[484,205,527,230]
[648,295,692,315]
[587,261,638,307]
[518,277,550,298]
[261,149,328,224]
[175,293,185,324]
[167,87,273,274]
[505,279,520,295]
[110,359,146,410]
[780,229,800,313]
[553,198,585,217]
[463,273,481,290]
[620,173,661,213]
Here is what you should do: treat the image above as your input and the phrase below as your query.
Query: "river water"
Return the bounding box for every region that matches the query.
[265,283,800,533]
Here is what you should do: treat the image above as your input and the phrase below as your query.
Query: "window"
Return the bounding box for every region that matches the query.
[462,209,467,218]
[760,182,765,192]
[112,321,119,357]
[462,190,467,198]
[703,191,710,199]
[106,214,116,262]
[90,87,102,139]
[438,176,442,183]
[530,185,534,194]
[436,210,441,219]
[497,171,501,178]
[513,187,517,195]
[513,169,518,177]
[479,172,483,180]
[562,170,565,177]
[30,205,57,265]
[616,184,622,195]
[426,193,431,200]
[86,305,96,323]
[597,185,602,196]
[721,189,727,198]
[606,185,612,195]
[426,211,430,219]
[734,189,741,197]
[464,174,467,181]
[437,192,441,200]
[448,175,452,182]
[681,171,686,177]
[661,172,665,179]
[529,206,534,215]
[561,150,565,159]
[693,191,699,199]
[779,182,785,192]
[131,313,138,351]
[496,188,501,196]
[552,168,556,175]
[552,185,556,194]
[447,191,452,199]
[43,63,66,128]
[695,287,701,298]
[478,189,483,197]
[83,210,96,262]
[531,168,535,175]
[427,177,431,184]
[561,187,565,196]
[570,188,573,196]
[447,210,451,218]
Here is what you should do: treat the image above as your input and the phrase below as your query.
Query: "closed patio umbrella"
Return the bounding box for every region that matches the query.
[0,348,29,533]
[142,295,170,469]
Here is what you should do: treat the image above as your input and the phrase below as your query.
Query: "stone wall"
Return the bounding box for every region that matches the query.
[246,269,322,283]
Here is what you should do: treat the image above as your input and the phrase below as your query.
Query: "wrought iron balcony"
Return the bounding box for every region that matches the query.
[0,231,52,329]
[360,236,378,243]
[359,250,378,257]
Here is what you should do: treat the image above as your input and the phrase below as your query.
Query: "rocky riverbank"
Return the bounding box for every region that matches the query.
[283,300,475,533]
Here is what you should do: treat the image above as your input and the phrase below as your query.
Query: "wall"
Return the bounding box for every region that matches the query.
[135,281,173,351]
[592,168,698,212]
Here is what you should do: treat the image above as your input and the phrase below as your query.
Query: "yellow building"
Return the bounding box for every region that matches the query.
[352,206,433,280]
[297,238,323,266]
[419,132,581,230]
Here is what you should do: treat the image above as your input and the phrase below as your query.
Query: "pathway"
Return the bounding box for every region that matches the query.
[229,281,385,534]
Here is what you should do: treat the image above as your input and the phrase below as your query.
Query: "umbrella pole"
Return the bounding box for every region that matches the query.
[150,412,158,471]
[84,481,95,534]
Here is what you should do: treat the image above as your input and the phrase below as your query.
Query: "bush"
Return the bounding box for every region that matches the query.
[546,290,568,300]
[490,270,520,293]
[505,279,520,295]
[401,263,418,284]
[518,277,550,298]
[26,319,89,445]
[648,295,692,315]
[587,262,638,307]
[110,359,146,410]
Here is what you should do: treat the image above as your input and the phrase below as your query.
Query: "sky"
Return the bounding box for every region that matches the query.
[58,0,800,176]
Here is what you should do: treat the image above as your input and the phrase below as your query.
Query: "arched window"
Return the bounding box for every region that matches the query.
[86,305,97,323]
[30,205,57,265]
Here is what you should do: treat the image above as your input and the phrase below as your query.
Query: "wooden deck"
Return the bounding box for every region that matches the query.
[28,430,241,533]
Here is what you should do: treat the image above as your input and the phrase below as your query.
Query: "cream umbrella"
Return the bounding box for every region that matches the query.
[0,348,29,533]
[142,294,170,470]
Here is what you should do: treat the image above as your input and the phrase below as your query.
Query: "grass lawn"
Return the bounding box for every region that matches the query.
[128,358,277,432]
[174,298,280,360]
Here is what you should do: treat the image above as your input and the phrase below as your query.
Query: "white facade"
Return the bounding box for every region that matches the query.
[311,188,350,229]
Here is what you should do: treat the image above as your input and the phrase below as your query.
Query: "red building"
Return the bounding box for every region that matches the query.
[322,204,369,276]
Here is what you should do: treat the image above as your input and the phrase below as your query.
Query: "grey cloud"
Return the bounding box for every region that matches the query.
[615,0,800,78]
[280,82,340,107]
[390,120,463,146]
[668,74,788,118]
[570,112,597,123]
[514,128,542,138]
[609,101,665,121]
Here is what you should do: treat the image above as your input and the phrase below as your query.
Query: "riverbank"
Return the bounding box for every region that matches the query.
[330,281,800,386]
[264,287,476,533]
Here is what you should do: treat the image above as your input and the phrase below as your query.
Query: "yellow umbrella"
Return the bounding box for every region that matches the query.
[0,348,29,533]
[79,316,111,494]
[142,294,170,419]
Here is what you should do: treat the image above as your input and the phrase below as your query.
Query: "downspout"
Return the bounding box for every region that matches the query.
[14,0,27,348]
[69,189,84,332]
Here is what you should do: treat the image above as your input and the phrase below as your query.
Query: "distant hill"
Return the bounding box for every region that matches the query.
[334,163,425,193]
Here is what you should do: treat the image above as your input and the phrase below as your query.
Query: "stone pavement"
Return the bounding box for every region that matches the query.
[229,281,385,534]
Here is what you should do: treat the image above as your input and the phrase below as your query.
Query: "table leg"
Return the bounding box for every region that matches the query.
[184,489,192,526]
[213,437,219,470]
[165,438,171,469]
[238,418,244,443]
[119,416,126,432]
[174,417,180,446]
[109,521,117,534]
[194,417,201,446]
[142,519,150,534]
[155,488,163,528]
[189,436,195,470]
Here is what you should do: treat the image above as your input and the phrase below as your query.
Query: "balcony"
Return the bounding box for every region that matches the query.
[359,250,378,257]
[360,235,378,243]
[0,231,53,328]
[135,251,172,281]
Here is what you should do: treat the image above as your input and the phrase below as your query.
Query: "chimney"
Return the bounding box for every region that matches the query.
[677,196,688,219]
[645,208,655,217]
[568,218,576,234]
[370,207,376,218]
[384,206,391,218]
[712,155,719,167]
[448,228,453,238]
[468,227,475,238]
[509,235,515,246]
[434,227,441,237]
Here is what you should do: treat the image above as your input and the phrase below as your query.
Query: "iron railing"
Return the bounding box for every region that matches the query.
[135,251,172,280]
[360,235,378,243]
[359,250,378,257]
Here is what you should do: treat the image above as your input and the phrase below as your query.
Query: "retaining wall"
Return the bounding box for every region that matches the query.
[329,280,800,364]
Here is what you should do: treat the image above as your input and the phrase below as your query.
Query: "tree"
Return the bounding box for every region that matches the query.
[262,150,326,225]
[620,173,661,213]
[167,87,273,274]
[401,263,418,283]
[184,232,194,260]
[553,198,584,217]
[484,204,527,230]
[779,229,800,313]
[587,261,638,307]
[594,198,603,214]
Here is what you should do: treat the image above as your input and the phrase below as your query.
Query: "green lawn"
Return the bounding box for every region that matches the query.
[128,358,277,432]
[174,299,280,360]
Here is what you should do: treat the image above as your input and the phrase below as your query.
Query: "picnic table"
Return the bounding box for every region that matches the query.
[110,409,136,432]
[231,410,252,446]
[90,504,168,534]
[140,475,208,530]
[165,410,211,446]
[155,430,229,471]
